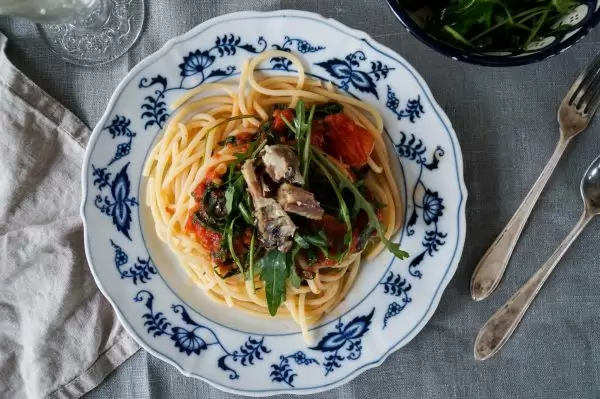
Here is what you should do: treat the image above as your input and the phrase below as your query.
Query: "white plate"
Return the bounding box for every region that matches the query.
[81,10,467,396]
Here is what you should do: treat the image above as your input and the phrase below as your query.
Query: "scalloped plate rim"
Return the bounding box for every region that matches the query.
[80,9,467,396]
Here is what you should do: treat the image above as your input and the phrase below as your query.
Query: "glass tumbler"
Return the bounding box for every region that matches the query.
[0,0,144,66]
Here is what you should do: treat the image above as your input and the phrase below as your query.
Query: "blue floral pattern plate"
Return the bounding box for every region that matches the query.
[81,10,467,396]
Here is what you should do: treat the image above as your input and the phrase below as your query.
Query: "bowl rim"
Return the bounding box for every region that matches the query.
[385,0,600,67]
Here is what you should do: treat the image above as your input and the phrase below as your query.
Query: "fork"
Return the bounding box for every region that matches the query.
[470,53,600,301]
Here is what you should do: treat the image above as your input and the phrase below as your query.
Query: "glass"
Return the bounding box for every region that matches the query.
[0,0,144,66]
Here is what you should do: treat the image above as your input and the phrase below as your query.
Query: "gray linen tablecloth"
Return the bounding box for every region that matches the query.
[3,1,600,398]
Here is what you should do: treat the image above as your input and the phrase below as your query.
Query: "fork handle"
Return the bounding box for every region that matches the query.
[470,139,569,301]
[474,211,592,360]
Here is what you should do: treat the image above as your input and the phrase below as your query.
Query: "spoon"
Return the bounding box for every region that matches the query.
[474,154,600,361]
[470,53,600,301]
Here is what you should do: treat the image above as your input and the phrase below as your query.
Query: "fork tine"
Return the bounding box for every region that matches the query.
[578,65,600,109]
[567,53,600,105]
[583,82,600,116]
[579,67,600,104]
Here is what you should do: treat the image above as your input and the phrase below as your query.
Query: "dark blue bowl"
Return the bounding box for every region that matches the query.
[385,0,600,67]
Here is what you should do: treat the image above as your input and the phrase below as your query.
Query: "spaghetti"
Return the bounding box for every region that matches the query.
[143,50,406,342]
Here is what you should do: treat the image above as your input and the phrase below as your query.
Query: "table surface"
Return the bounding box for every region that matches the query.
[3,1,600,398]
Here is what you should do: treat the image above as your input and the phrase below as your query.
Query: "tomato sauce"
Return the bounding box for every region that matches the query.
[310,119,327,149]
[322,114,374,167]
[272,108,295,132]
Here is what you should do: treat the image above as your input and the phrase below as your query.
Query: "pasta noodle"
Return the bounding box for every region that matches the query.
[143,50,403,342]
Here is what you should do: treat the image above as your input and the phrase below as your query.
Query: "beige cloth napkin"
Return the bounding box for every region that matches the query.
[0,33,139,399]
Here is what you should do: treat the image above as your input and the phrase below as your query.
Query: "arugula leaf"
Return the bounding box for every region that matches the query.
[552,0,578,14]
[294,100,306,155]
[313,156,353,260]
[432,0,580,51]
[294,231,330,258]
[288,267,302,288]
[245,254,263,280]
[314,102,343,117]
[306,248,318,266]
[192,209,224,232]
[305,231,330,257]
[260,250,289,316]
[218,135,238,146]
[224,183,236,215]
[227,138,267,182]
[313,149,409,260]
[280,100,316,185]
[238,202,254,225]
[302,105,316,184]
[287,245,302,289]
[226,216,244,273]
[293,234,311,249]
[212,114,258,145]
[224,174,247,215]
[247,229,256,292]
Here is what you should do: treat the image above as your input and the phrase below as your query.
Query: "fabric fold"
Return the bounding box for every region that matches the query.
[0,32,139,399]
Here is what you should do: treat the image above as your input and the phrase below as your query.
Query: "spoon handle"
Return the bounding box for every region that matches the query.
[470,139,568,301]
[474,211,592,361]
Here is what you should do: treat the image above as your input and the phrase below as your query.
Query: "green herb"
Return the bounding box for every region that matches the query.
[280,101,316,185]
[202,183,227,220]
[303,231,328,249]
[293,234,311,249]
[218,135,238,147]
[192,208,224,232]
[259,250,289,316]
[294,231,330,258]
[302,106,316,184]
[227,138,267,182]
[214,114,258,131]
[287,245,302,289]
[238,202,254,225]
[247,229,256,292]
[306,248,318,265]
[313,156,352,259]
[226,216,244,273]
[225,182,238,215]
[314,149,409,260]
[314,102,344,117]
[407,0,582,51]
[212,115,258,145]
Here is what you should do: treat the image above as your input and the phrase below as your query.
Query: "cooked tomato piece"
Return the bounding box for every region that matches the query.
[186,206,222,253]
[320,214,346,241]
[242,228,253,246]
[233,235,249,255]
[192,165,228,201]
[190,223,222,253]
[351,210,370,252]
[363,187,385,222]
[272,108,295,132]
[316,253,336,266]
[323,114,374,167]
[192,182,207,202]
[351,230,360,252]
[204,166,221,182]
[234,133,254,145]
[318,214,349,256]
[310,119,327,149]
[185,204,201,231]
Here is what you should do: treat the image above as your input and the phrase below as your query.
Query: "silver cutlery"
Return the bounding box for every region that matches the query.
[474,154,600,361]
[470,53,600,301]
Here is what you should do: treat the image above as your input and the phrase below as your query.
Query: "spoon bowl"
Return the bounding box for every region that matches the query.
[582,155,600,213]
